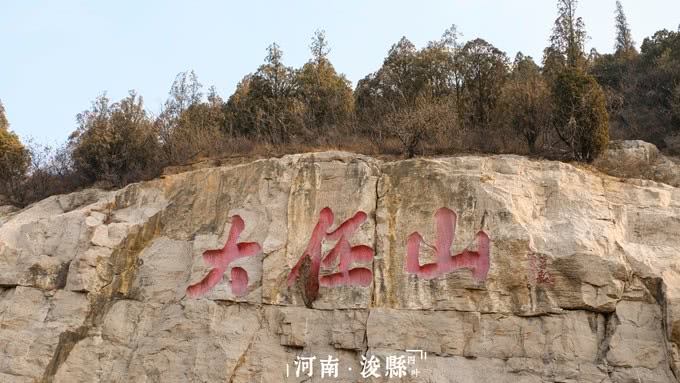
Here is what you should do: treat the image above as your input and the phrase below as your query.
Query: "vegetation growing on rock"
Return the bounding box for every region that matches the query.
[1,0,680,205]
[0,100,30,202]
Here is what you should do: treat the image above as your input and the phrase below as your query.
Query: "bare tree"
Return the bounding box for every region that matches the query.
[380,96,457,158]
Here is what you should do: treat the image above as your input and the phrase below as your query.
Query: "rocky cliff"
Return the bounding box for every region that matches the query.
[1,151,679,383]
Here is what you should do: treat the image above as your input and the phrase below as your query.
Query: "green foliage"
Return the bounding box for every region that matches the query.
[673,84,680,123]
[614,1,636,56]
[296,30,354,130]
[590,53,623,89]
[640,29,680,63]
[458,38,509,134]
[355,36,421,118]
[225,43,307,144]
[309,29,330,65]
[545,0,610,161]
[591,27,680,143]
[549,0,588,70]
[11,7,680,203]
[355,30,463,112]
[552,68,609,162]
[356,28,513,153]
[0,100,9,131]
[0,101,30,199]
[588,1,636,132]
[159,72,229,164]
[355,28,463,144]
[224,75,255,136]
[640,29,680,135]
[225,34,356,144]
[70,91,161,185]
[419,26,463,99]
[542,46,565,83]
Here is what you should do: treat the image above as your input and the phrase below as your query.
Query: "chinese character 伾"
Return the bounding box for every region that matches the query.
[287,207,374,304]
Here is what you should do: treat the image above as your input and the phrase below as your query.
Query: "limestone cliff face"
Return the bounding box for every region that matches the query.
[1,151,679,383]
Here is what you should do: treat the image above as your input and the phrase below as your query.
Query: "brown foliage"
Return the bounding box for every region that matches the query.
[496,54,552,154]
[0,128,30,201]
[0,100,30,202]
[378,96,458,158]
[70,91,161,185]
[31,13,680,204]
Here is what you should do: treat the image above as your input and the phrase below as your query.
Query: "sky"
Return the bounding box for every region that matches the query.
[1,0,679,145]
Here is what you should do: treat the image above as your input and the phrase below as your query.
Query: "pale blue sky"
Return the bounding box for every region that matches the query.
[1,0,678,145]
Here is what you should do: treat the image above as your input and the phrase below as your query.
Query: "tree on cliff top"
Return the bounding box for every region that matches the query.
[158,71,228,165]
[615,1,636,57]
[550,0,588,71]
[226,43,306,144]
[0,100,8,131]
[547,0,609,162]
[355,29,463,147]
[296,30,354,132]
[0,100,30,200]
[497,53,551,154]
[70,92,160,185]
[457,38,509,138]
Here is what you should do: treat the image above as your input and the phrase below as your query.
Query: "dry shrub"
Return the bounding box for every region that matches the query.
[372,96,459,158]
[0,128,30,202]
[4,141,85,206]
[70,92,162,186]
[161,122,229,166]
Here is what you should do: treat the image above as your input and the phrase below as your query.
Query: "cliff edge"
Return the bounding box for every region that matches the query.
[1,151,679,382]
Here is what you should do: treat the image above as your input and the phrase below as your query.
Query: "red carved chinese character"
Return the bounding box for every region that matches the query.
[406,208,490,281]
[527,253,553,285]
[287,207,374,303]
[187,215,261,298]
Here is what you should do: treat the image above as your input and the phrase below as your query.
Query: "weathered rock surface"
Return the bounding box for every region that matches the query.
[666,134,680,155]
[596,140,680,188]
[1,151,679,382]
